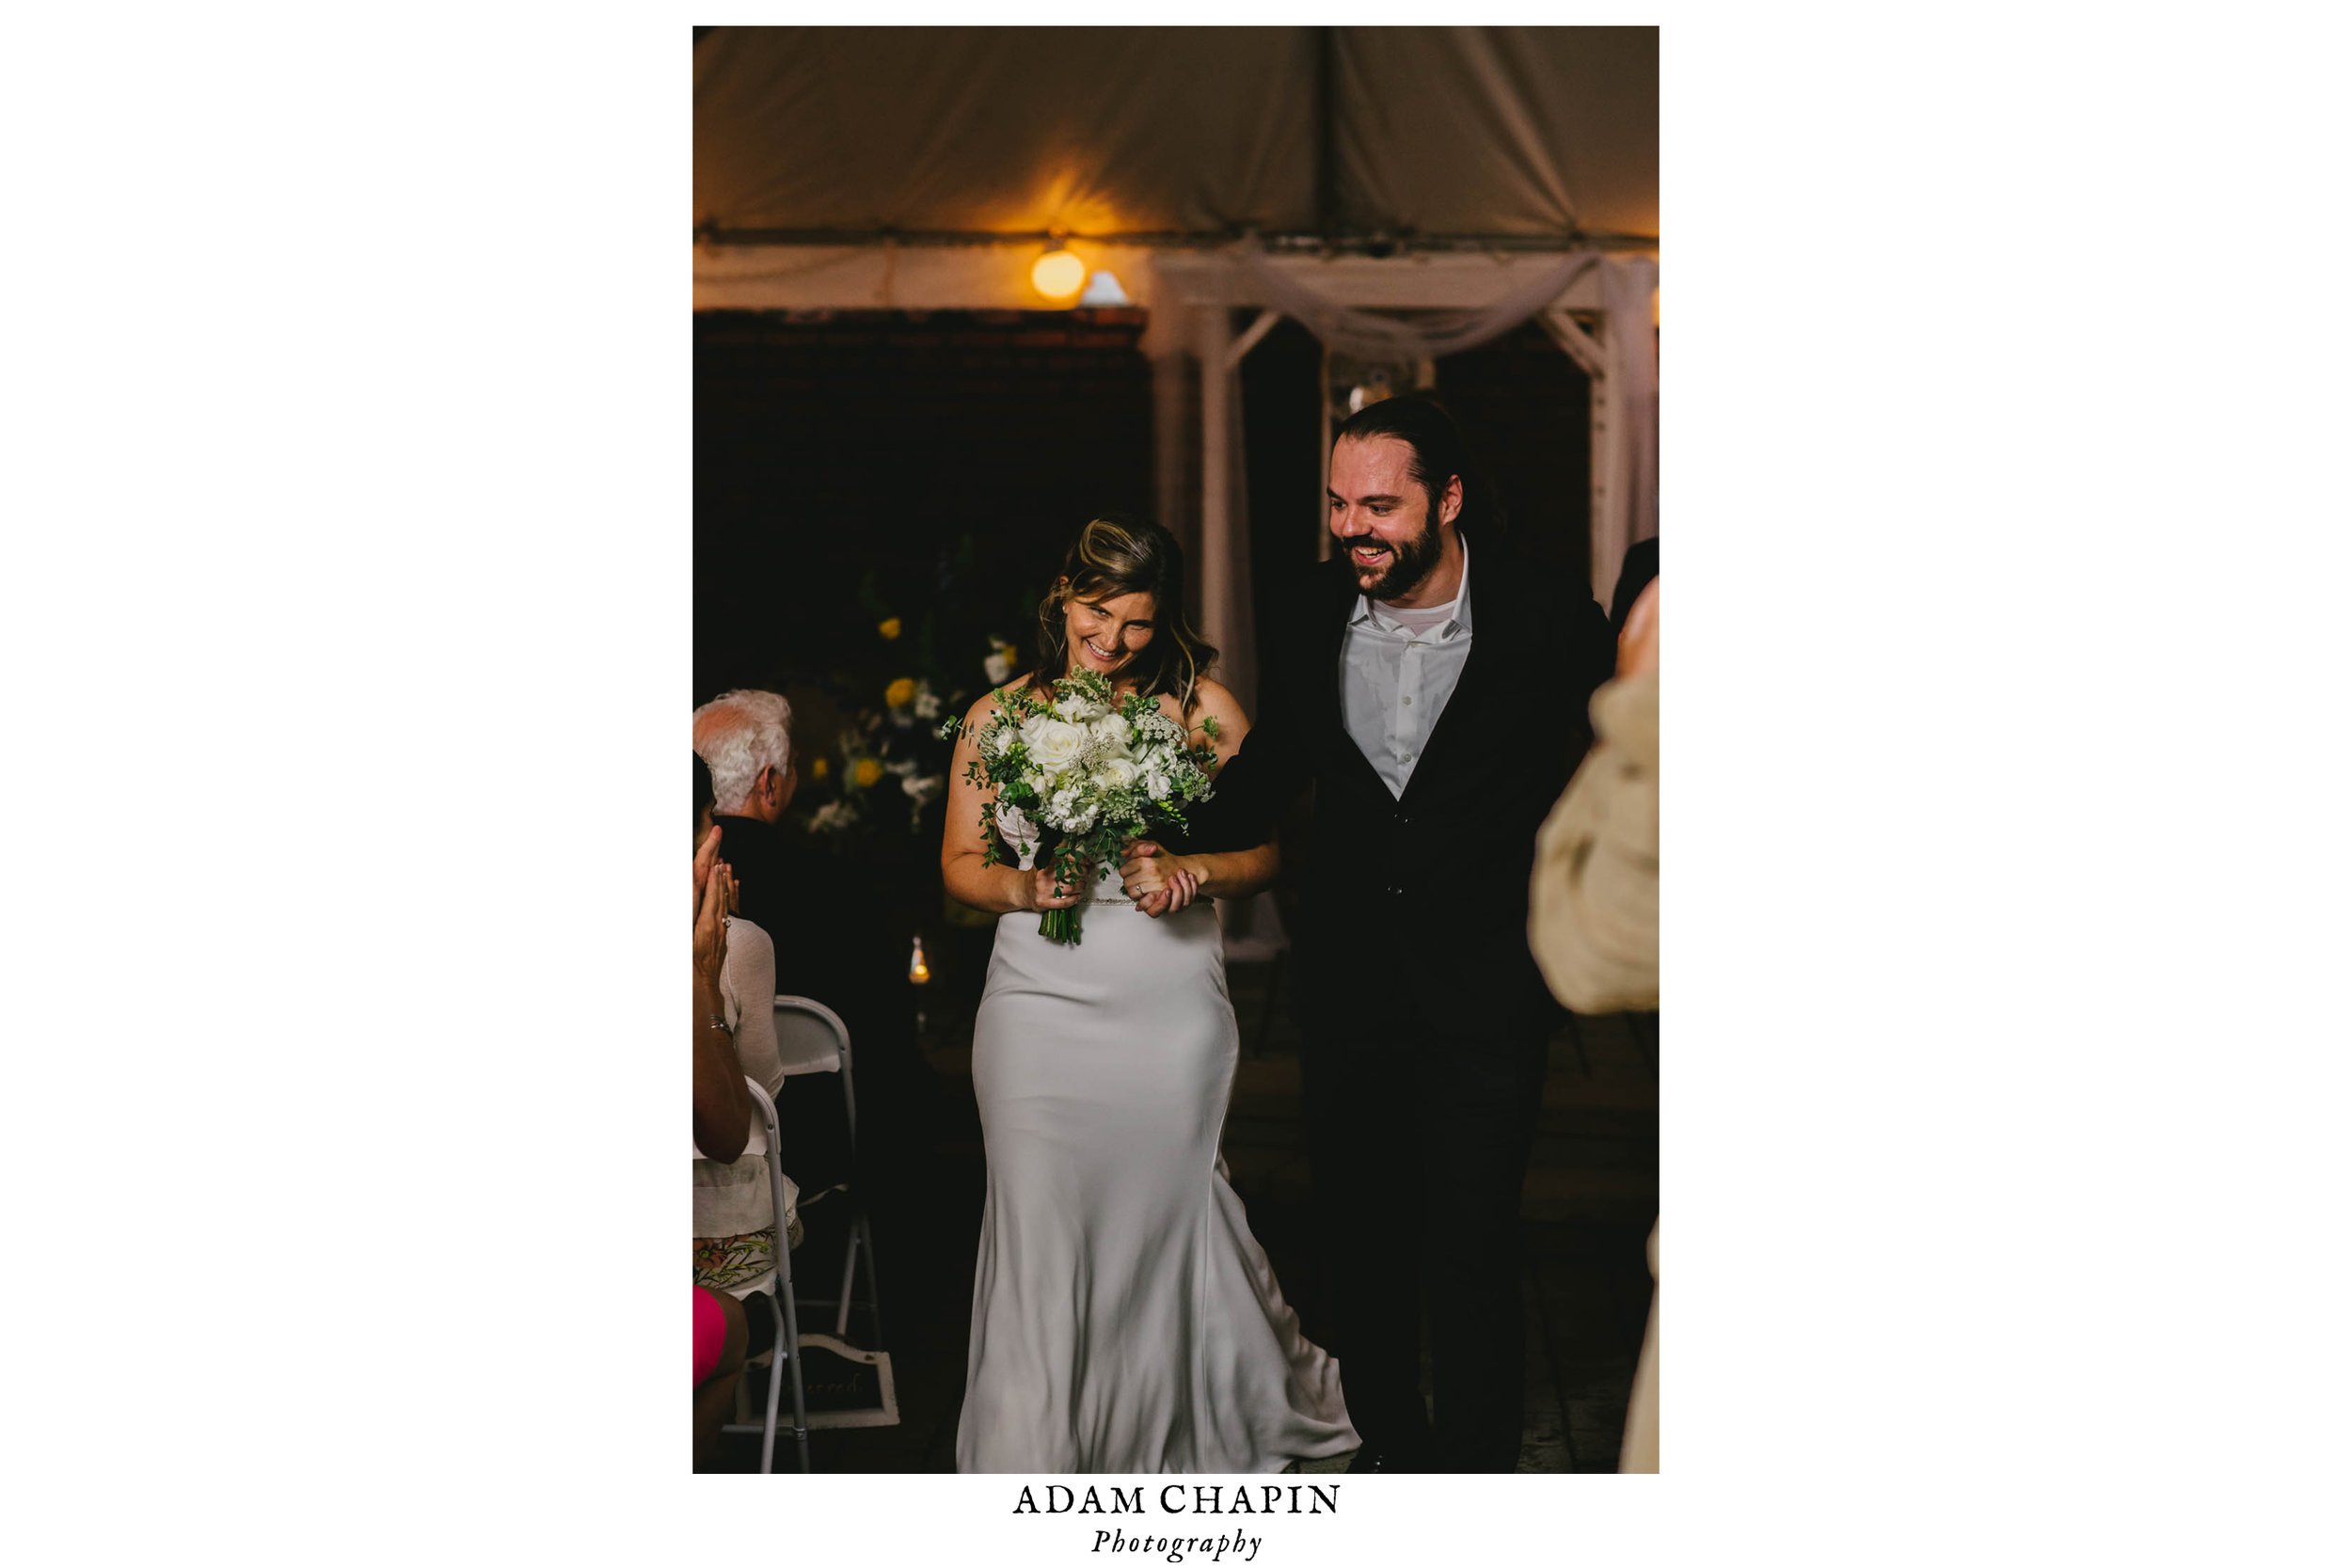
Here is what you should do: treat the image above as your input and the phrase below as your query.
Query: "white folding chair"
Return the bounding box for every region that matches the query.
[716,1078,810,1473]
[771,995,883,1347]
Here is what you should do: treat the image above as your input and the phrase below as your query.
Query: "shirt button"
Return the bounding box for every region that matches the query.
[1401,752,1413,764]
[1402,695,1412,706]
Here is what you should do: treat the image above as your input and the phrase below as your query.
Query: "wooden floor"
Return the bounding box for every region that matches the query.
[705,958,1658,1475]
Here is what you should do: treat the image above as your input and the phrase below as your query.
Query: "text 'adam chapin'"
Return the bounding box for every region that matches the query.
[1012,1483,1339,1516]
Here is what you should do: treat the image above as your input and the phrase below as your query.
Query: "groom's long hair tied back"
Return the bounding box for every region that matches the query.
[1334,390,1495,536]
[1034,514,1217,713]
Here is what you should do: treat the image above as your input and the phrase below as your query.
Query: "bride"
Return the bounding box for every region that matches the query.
[942,514,1359,1474]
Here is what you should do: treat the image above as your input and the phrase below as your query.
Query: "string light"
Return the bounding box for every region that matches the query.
[1031,244,1086,302]
[907,933,931,985]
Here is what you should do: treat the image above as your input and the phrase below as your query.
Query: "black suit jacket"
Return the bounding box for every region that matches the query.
[1609,536,1660,641]
[1204,535,1613,1042]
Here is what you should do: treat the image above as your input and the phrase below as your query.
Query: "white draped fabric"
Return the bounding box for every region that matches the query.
[1232,240,1600,362]
[1138,245,1659,711]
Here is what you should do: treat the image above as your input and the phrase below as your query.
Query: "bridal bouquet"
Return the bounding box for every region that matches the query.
[943,669,1220,944]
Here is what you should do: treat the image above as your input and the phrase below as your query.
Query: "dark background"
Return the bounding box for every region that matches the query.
[693,306,1592,707]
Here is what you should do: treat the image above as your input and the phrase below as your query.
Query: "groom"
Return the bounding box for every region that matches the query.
[1202,393,1613,1472]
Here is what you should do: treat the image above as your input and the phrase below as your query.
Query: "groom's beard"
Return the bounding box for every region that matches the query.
[1352,511,1444,603]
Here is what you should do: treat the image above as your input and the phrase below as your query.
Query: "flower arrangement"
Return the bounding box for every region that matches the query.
[944,668,1219,944]
[805,676,949,838]
[787,537,1032,859]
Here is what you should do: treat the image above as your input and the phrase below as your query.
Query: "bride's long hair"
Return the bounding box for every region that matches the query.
[1031,514,1218,713]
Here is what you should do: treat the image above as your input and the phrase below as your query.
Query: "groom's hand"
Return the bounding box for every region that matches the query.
[1121,840,1199,917]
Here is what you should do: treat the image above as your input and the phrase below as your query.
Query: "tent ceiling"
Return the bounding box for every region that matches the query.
[694,26,1656,245]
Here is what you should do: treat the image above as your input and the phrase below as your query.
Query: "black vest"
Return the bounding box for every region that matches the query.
[1201,540,1612,1040]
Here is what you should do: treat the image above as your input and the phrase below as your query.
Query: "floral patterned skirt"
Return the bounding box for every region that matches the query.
[692,1151,803,1294]
[692,1228,778,1294]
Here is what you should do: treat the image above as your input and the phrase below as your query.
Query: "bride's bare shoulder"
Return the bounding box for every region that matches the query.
[961,682,1034,733]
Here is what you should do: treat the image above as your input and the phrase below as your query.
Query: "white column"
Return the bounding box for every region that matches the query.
[1589,312,1627,612]
[1139,264,1198,560]
[1192,304,1256,709]
[1150,350,1193,556]
[1593,257,1660,610]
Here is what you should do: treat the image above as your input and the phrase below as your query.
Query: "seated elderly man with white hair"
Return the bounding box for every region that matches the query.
[690,689,798,1295]
[692,689,797,941]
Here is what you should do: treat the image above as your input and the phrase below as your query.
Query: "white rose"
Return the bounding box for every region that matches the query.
[1094,757,1138,790]
[1089,714,1133,752]
[1142,767,1171,801]
[1025,719,1086,771]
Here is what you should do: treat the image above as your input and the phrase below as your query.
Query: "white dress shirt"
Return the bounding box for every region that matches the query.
[1340,539,1473,799]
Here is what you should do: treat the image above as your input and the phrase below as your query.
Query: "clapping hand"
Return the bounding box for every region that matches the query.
[1120,839,1199,918]
[693,826,737,986]
[694,824,723,918]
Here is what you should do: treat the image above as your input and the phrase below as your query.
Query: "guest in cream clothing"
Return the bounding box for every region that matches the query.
[1529,577,1660,1473]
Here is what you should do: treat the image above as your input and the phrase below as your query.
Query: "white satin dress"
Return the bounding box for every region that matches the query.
[957,865,1359,1473]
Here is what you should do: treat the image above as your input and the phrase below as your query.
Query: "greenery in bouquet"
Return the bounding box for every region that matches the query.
[944,668,1220,944]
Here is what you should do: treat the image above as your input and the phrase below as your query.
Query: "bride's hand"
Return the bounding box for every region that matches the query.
[1024,863,1085,914]
[1120,840,1199,917]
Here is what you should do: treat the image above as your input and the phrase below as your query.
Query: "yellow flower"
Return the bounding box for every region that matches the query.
[877,617,902,641]
[853,756,883,789]
[808,756,830,782]
[883,676,917,708]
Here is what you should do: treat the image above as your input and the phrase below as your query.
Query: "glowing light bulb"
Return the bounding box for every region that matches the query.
[907,933,931,985]
[1031,247,1086,301]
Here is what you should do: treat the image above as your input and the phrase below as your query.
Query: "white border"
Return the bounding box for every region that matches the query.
[11,5,2349,1562]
